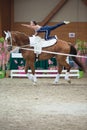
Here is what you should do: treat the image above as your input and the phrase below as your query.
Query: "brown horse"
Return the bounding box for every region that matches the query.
[5,31,85,84]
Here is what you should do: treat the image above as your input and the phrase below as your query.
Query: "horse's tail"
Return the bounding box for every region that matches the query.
[70,44,85,72]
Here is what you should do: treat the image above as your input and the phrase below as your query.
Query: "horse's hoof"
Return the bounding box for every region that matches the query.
[33,82,37,86]
[67,79,71,84]
[27,74,33,80]
[53,81,58,85]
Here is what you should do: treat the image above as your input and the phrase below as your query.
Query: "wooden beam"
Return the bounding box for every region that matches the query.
[82,0,87,6]
[11,0,14,29]
[41,0,68,26]
[0,0,2,36]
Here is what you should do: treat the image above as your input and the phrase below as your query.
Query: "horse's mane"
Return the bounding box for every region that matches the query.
[11,31,30,46]
[11,31,28,37]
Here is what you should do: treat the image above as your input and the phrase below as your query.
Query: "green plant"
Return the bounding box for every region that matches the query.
[0,37,4,43]
[76,39,87,54]
[0,37,9,71]
[76,39,87,77]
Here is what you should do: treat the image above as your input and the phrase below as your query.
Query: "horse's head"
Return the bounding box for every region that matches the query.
[4,31,30,52]
[4,31,13,51]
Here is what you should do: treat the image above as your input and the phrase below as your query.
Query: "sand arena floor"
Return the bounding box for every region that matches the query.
[0,75,87,130]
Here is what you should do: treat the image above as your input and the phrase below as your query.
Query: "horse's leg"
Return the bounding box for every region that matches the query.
[54,64,63,84]
[25,60,33,80]
[54,55,66,84]
[64,63,71,83]
[55,56,71,83]
[30,62,37,83]
[60,59,71,83]
[25,60,37,83]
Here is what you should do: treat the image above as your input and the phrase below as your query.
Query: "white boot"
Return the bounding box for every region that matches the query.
[33,74,37,83]
[27,73,37,84]
[53,73,60,84]
[65,72,71,83]
[27,73,33,80]
[65,72,69,80]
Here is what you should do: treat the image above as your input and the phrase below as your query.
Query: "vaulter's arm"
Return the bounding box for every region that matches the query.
[21,24,32,28]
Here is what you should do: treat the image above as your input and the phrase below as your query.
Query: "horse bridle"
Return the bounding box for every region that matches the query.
[4,31,30,52]
[4,31,13,48]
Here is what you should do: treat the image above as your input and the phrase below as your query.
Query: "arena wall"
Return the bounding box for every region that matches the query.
[12,0,87,43]
[0,0,87,43]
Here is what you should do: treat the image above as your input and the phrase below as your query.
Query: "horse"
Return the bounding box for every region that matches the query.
[5,31,85,84]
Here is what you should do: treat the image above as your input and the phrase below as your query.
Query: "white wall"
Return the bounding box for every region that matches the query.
[14,0,87,22]
[52,0,87,22]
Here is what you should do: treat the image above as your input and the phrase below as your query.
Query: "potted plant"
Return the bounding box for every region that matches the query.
[0,37,10,78]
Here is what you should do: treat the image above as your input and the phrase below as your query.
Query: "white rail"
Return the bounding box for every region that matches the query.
[10,69,79,78]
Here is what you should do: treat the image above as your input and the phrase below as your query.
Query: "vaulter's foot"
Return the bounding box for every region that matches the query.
[64,21,70,24]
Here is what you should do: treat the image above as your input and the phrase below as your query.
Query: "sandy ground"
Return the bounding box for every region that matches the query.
[0,75,87,130]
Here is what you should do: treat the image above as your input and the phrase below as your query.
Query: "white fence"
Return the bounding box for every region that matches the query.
[10,53,79,78]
